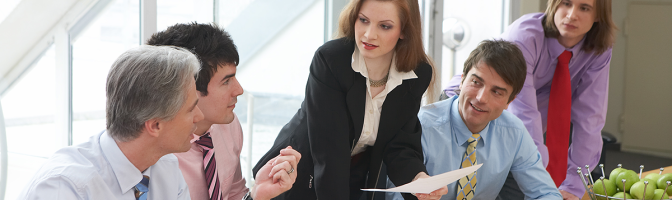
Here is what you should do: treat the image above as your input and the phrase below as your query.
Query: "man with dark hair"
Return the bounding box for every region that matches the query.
[18,45,297,200]
[388,40,561,200]
[147,23,300,200]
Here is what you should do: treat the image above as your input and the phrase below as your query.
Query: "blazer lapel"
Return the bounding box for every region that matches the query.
[346,73,366,150]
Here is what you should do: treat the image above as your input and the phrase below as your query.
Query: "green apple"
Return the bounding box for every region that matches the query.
[656,173,672,195]
[613,192,633,199]
[616,170,640,192]
[652,189,669,200]
[644,173,662,183]
[630,181,656,199]
[611,168,626,180]
[594,179,617,200]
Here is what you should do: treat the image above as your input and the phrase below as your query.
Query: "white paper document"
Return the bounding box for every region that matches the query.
[361,163,483,194]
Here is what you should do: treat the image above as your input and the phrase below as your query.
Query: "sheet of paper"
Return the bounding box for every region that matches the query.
[361,163,483,194]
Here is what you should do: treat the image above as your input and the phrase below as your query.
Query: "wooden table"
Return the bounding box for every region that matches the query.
[581,165,672,200]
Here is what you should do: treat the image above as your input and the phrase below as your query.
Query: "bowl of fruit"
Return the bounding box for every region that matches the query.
[581,164,672,200]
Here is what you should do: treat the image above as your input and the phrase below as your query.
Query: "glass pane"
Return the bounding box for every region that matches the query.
[71,0,140,145]
[0,0,21,23]
[226,0,324,179]
[216,0,256,27]
[441,0,504,88]
[1,45,57,200]
[157,0,213,32]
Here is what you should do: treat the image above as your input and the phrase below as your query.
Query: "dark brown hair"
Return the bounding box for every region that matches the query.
[461,40,527,102]
[542,0,617,55]
[147,22,239,96]
[337,0,438,103]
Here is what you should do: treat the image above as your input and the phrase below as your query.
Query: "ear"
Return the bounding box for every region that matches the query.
[458,74,465,89]
[400,34,404,40]
[144,118,162,138]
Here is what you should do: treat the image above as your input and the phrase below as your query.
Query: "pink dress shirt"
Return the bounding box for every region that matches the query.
[175,114,248,200]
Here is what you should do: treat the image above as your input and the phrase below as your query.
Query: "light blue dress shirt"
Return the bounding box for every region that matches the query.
[18,131,190,200]
[386,96,562,200]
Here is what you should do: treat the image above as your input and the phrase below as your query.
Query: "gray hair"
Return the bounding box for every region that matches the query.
[106,45,200,142]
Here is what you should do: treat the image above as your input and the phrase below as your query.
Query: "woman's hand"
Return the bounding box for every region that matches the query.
[412,172,448,200]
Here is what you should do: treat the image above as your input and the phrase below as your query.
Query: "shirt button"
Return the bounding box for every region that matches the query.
[369,110,373,114]
[365,131,370,135]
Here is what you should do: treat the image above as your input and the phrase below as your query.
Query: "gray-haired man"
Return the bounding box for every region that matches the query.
[18,45,299,200]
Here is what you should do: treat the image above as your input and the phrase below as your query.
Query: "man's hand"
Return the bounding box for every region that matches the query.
[250,146,301,200]
[412,172,448,200]
[559,190,579,200]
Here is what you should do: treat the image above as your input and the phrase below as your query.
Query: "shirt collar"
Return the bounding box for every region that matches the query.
[351,46,417,82]
[449,96,490,146]
[548,35,586,60]
[100,131,145,195]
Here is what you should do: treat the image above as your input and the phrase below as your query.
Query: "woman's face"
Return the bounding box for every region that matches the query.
[354,0,403,61]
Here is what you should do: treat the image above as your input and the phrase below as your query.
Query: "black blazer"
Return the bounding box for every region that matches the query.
[253,38,431,200]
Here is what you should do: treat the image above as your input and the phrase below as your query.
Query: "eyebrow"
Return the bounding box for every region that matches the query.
[359,13,395,24]
[471,74,509,93]
[188,99,199,111]
[220,73,235,83]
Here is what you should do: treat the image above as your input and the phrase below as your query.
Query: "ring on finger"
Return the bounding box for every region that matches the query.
[287,167,294,175]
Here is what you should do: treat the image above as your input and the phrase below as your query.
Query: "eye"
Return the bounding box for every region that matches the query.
[381,24,392,30]
[471,79,480,85]
[562,1,570,6]
[581,6,590,11]
[359,17,368,23]
[222,78,230,85]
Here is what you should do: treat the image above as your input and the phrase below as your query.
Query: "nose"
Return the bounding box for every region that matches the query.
[475,88,489,104]
[193,105,204,123]
[233,78,244,97]
[364,24,376,40]
[566,6,578,21]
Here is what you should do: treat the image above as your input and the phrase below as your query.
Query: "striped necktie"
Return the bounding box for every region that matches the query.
[195,132,222,200]
[134,175,150,200]
[456,133,480,200]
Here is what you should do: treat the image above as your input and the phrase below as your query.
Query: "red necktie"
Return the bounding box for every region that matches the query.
[546,50,572,187]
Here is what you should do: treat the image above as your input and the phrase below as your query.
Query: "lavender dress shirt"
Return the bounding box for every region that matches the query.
[174,113,249,200]
[443,13,612,197]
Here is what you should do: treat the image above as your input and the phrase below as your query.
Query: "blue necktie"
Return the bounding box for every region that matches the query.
[134,175,150,200]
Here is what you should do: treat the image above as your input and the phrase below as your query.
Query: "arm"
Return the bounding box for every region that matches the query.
[442,74,463,97]
[511,129,563,200]
[304,48,353,200]
[19,176,83,200]
[251,147,301,200]
[559,50,612,198]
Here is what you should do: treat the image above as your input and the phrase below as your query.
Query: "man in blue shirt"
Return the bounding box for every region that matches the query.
[388,40,561,200]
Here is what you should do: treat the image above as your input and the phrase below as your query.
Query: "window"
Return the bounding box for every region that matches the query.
[1,45,57,200]
[157,0,213,32]
[71,0,140,144]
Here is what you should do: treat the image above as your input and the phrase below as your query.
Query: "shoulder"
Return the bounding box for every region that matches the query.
[501,13,547,52]
[29,143,105,191]
[413,62,433,82]
[491,110,528,137]
[315,37,355,61]
[418,98,452,128]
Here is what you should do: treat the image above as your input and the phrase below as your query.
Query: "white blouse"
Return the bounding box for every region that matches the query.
[350,47,417,156]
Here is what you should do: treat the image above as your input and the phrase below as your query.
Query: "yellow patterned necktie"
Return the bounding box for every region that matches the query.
[456,133,480,200]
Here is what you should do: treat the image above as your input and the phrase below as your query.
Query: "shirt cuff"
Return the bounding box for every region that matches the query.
[559,173,586,198]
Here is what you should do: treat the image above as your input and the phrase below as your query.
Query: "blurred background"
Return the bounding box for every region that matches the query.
[0,0,671,199]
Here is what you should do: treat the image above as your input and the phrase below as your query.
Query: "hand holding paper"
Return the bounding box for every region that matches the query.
[361,163,483,194]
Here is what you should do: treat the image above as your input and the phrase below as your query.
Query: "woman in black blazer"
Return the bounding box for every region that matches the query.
[253,0,445,199]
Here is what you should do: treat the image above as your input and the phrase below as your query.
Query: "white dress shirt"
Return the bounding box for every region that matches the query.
[350,47,417,156]
[17,131,190,200]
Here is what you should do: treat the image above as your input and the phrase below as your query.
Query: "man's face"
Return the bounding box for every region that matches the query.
[458,62,514,133]
[554,0,597,44]
[161,79,204,153]
[197,64,244,126]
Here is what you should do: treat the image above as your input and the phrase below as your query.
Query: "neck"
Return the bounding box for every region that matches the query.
[194,120,213,136]
[557,35,584,49]
[116,134,164,172]
[364,51,394,80]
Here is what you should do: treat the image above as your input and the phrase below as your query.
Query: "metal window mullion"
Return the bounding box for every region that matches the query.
[141,0,157,45]
[324,0,347,42]
[55,28,73,147]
